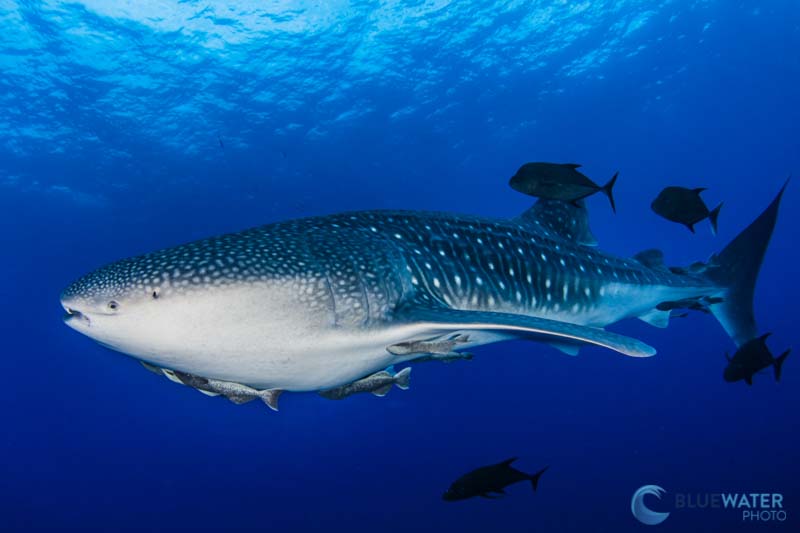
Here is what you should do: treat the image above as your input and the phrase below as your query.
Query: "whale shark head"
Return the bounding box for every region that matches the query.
[60,255,178,354]
[59,235,332,378]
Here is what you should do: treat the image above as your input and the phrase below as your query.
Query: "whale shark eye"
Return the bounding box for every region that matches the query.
[152,289,160,299]
[107,300,119,311]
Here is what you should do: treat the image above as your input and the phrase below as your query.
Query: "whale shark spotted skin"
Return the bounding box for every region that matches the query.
[60,188,785,397]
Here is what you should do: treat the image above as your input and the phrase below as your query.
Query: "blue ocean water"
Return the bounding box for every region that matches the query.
[1,1,798,531]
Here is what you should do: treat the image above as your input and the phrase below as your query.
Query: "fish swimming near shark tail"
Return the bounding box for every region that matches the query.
[529,465,549,492]
[601,171,618,213]
[774,349,791,382]
[704,181,788,346]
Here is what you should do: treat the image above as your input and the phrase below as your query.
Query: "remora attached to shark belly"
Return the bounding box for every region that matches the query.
[60,178,787,408]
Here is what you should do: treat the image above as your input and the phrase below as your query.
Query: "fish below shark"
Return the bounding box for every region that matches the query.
[61,180,788,410]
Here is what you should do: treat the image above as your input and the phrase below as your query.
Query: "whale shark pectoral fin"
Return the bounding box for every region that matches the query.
[394,306,656,358]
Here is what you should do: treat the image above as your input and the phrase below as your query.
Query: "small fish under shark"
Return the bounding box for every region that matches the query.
[140,361,283,410]
[61,177,788,411]
[319,367,411,400]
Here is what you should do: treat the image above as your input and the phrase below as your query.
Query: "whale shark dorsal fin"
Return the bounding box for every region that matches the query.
[393,305,655,357]
[517,199,598,246]
[634,249,667,270]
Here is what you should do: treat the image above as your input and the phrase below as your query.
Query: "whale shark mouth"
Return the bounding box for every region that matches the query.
[63,307,90,325]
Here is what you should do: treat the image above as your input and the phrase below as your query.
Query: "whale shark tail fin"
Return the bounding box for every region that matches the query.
[705,181,788,346]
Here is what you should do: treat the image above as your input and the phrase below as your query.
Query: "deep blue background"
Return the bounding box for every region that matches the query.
[1,1,798,531]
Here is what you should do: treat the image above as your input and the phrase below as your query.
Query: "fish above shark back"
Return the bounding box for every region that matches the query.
[509,162,618,212]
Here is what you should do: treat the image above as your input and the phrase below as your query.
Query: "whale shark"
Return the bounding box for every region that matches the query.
[61,182,786,409]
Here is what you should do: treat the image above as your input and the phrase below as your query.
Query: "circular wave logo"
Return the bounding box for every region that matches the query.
[631,485,671,525]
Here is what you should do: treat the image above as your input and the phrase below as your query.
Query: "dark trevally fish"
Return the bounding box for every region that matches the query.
[724,333,790,386]
[60,177,786,409]
[651,186,723,234]
[318,367,411,400]
[443,458,548,501]
[509,162,618,212]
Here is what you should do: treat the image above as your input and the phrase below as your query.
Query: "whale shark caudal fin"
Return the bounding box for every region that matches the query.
[393,305,656,357]
[704,181,788,346]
